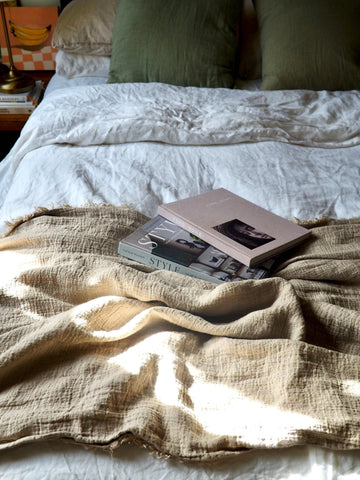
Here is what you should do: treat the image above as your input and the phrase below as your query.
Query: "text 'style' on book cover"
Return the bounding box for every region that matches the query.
[157,188,311,267]
[118,216,274,285]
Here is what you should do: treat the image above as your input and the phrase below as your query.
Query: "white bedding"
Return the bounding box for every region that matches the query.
[0,77,359,235]
[55,50,111,78]
[0,74,360,479]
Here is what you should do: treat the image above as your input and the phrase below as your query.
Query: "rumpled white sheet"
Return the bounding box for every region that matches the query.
[2,441,360,480]
[7,81,360,149]
[0,79,359,235]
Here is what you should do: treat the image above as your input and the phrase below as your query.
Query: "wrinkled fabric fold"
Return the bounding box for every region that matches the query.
[16,84,360,151]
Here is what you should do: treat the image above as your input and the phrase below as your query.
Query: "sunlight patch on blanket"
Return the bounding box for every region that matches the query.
[71,296,131,332]
[342,380,360,398]
[107,328,321,447]
[0,251,39,298]
[71,297,158,341]
[187,378,320,447]
[108,330,180,380]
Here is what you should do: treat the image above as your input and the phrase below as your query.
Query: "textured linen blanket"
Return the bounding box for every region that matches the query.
[1,205,360,461]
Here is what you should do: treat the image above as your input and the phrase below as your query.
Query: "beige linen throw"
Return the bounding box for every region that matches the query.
[0,205,360,461]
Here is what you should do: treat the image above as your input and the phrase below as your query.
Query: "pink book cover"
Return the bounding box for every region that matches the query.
[157,188,311,267]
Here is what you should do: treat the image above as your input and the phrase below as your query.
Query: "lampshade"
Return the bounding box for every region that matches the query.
[0,0,35,94]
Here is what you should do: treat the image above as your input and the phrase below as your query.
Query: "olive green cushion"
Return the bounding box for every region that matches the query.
[108,0,242,88]
[255,0,360,91]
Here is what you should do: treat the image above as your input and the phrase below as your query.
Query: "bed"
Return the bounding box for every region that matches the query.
[0,0,360,478]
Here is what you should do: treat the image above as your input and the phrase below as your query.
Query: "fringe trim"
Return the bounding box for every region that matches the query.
[82,432,250,464]
[3,206,54,238]
[293,215,360,228]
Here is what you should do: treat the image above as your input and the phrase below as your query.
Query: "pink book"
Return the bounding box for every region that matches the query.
[157,188,310,267]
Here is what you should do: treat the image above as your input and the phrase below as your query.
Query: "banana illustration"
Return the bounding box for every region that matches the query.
[9,20,51,50]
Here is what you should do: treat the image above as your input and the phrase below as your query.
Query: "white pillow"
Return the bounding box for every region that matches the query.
[55,51,110,78]
[52,0,117,55]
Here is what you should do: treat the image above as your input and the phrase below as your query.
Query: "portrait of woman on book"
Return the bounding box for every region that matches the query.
[213,219,275,249]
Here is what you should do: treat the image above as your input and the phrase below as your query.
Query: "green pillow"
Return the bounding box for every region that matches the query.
[108,0,242,88]
[255,0,360,90]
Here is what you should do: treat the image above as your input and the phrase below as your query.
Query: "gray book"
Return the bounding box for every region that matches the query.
[118,216,273,285]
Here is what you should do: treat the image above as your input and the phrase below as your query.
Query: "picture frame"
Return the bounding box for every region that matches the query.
[0,5,59,70]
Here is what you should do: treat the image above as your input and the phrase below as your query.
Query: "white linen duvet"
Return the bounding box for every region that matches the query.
[0,77,359,235]
[0,75,360,479]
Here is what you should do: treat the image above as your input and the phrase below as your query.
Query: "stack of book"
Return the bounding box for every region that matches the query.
[0,80,43,114]
[118,189,310,285]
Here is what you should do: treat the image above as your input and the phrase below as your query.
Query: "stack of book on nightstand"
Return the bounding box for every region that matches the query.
[118,188,311,285]
[0,80,43,114]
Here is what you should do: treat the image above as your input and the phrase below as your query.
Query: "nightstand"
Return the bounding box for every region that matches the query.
[0,70,54,160]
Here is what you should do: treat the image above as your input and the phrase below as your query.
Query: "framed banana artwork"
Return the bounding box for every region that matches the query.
[0,6,58,70]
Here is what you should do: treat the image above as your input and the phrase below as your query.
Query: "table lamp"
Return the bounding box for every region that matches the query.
[0,0,35,94]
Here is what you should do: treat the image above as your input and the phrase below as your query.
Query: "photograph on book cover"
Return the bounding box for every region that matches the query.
[0,6,58,70]
[213,219,275,250]
[157,188,310,267]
